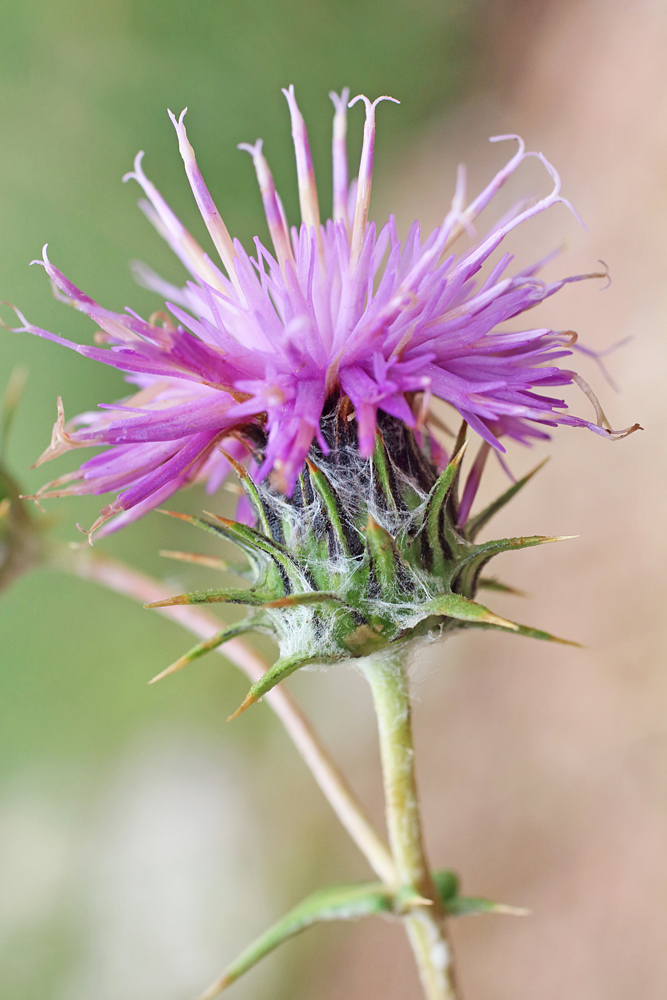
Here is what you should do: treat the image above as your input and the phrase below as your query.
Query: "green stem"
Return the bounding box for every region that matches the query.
[360,648,460,1000]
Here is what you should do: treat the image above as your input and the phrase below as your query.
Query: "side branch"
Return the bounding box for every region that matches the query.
[51,542,396,885]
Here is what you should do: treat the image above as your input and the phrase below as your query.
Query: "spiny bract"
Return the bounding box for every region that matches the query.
[148,402,574,716]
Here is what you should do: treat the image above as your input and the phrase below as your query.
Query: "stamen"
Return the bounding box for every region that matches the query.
[123,152,226,294]
[329,88,350,228]
[36,247,144,348]
[449,164,476,239]
[83,502,120,544]
[436,137,527,261]
[606,423,643,440]
[415,380,432,431]
[282,86,322,245]
[33,396,88,466]
[238,140,295,273]
[168,110,241,295]
[452,162,467,215]
[571,372,611,429]
[444,142,581,282]
[348,94,400,269]
[389,324,417,363]
[573,333,632,392]
[571,374,642,439]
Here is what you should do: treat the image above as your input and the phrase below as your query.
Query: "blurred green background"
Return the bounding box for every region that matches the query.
[0,2,482,998]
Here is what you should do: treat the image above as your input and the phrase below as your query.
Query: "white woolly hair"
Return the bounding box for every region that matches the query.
[252,424,451,662]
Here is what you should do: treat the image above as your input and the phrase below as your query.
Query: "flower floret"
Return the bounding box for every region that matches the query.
[15,87,638,536]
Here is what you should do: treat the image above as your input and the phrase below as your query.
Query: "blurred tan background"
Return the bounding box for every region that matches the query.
[1,1,665,998]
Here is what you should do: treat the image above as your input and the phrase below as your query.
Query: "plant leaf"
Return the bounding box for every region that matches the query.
[464,459,548,541]
[199,870,527,997]
[148,617,264,684]
[158,508,310,594]
[420,592,519,632]
[158,549,252,578]
[477,576,526,596]
[418,593,578,645]
[198,882,396,998]
[477,620,581,646]
[144,586,275,609]
[452,533,571,597]
[371,433,400,514]
[204,511,316,592]
[446,895,529,917]
[421,443,468,575]
[220,449,284,544]
[263,591,348,609]
[228,650,343,720]
[365,516,400,593]
[305,458,361,557]
[432,869,528,917]
[432,868,459,903]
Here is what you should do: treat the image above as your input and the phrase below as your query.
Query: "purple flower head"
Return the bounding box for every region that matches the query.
[16,86,638,537]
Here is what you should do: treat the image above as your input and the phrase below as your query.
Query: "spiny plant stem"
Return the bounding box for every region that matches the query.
[360,649,460,1000]
[51,542,396,885]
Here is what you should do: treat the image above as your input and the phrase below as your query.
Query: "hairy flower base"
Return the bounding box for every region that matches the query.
[147,403,577,715]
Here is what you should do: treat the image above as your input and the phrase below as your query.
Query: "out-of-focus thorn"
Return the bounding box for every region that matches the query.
[227,690,258,721]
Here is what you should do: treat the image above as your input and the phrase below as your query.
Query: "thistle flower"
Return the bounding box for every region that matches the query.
[15,86,637,539]
[8,89,643,1000]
